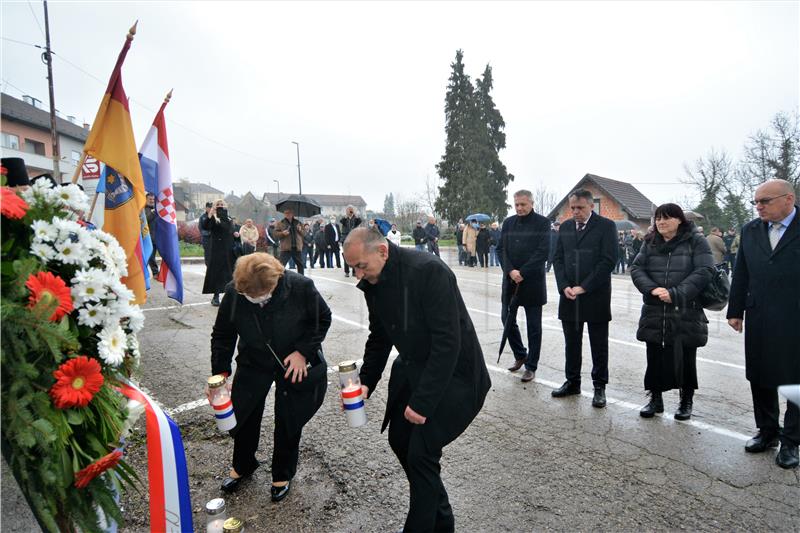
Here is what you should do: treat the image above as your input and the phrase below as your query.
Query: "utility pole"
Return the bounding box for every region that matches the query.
[43,0,61,182]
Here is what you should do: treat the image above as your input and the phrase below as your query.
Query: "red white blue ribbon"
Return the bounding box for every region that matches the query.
[118,379,193,532]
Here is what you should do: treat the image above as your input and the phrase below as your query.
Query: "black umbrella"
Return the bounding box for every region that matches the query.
[274,194,322,218]
[614,220,638,231]
[498,283,520,363]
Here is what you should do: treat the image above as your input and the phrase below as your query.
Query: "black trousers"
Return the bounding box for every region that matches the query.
[279,250,304,275]
[644,343,698,392]
[501,295,542,372]
[562,321,609,387]
[325,247,341,268]
[477,251,489,267]
[232,378,302,483]
[750,382,800,446]
[147,246,159,275]
[313,246,326,268]
[387,402,455,533]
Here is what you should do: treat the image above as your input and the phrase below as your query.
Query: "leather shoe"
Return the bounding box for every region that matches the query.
[220,474,249,493]
[271,481,291,502]
[745,431,779,453]
[592,387,606,408]
[507,358,525,372]
[776,444,799,469]
[210,296,220,307]
[551,381,581,398]
[521,370,535,383]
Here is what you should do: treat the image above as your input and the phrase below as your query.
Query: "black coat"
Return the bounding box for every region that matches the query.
[358,244,491,444]
[476,228,492,254]
[313,227,328,249]
[630,226,714,347]
[727,206,800,387]
[553,213,618,322]
[412,227,427,245]
[201,214,235,294]
[324,223,341,249]
[340,215,362,238]
[211,272,332,437]
[496,211,551,307]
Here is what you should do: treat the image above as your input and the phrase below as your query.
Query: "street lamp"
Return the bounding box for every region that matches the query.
[291,141,302,194]
[273,179,280,194]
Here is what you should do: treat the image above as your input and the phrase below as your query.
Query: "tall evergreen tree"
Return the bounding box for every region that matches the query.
[435,50,513,223]
[383,192,396,217]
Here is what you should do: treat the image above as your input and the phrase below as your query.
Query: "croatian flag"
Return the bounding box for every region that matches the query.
[139,90,183,303]
[118,379,192,532]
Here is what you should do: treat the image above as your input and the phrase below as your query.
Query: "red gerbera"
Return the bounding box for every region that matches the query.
[49,356,104,409]
[26,271,73,321]
[74,449,123,489]
[1,186,29,219]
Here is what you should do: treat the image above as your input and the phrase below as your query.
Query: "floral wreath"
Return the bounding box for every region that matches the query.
[1,173,143,532]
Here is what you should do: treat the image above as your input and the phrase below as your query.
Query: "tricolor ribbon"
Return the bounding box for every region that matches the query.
[118,379,193,532]
[341,387,365,411]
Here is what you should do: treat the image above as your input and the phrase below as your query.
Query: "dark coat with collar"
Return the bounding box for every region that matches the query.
[357,244,491,445]
[210,271,332,437]
[496,211,551,307]
[630,225,714,347]
[201,214,235,294]
[553,213,618,322]
[324,222,341,249]
[727,206,800,387]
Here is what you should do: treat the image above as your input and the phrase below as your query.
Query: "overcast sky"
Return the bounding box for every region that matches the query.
[2,1,798,214]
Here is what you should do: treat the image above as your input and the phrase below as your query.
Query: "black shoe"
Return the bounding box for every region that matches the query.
[674,389,694,421]
[639,391,664,418]
[745,431,779,453]
[507,358,525,372]
[345,272,350,277]
[776,444,799,469]
[221,473,250,493]
[521,370,535,383]
[271,481,291,502]
[592,387,606,408]
[551,381,581,397]
[210,296,220,307]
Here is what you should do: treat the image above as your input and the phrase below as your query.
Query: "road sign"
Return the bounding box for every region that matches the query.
[82,156,100,179]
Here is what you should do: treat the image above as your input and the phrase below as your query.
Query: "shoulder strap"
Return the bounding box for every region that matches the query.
[250,309,287,370]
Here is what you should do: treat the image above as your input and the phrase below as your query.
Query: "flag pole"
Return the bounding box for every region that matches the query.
[87,191,100,221]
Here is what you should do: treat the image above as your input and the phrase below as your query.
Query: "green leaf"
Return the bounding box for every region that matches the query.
[31,418,57,443]
[65,409,85,426]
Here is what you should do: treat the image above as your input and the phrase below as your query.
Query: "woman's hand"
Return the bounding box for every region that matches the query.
[283,351,307,383]
[651,287,672,303]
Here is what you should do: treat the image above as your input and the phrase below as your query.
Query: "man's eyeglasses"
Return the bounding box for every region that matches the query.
[750,194,789,206]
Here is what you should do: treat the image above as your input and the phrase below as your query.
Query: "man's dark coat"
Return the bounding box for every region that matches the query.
[201,214,235,294]
[496,211,551,307]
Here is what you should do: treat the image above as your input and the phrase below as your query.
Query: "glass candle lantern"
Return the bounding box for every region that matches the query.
[338,361,367,427]
[205,498,226,533]
[207,375,236,432]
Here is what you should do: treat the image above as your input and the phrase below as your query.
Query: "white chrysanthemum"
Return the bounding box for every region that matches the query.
[97,325,127,367]
[20,178,56,206]
[54,238,86,265]
[70,277,108,304]
[52,218,83,240]
[31,220,59,242]
[127,333,141,361]
[108,279,135,304]
[118,302,145,333]
[54,184,89,212]
[77,303,109,328]
[30,241,55,262]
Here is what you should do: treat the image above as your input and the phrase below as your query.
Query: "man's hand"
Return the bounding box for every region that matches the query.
[509,269,524,283]
[564,287,576,300]
[283,351,307,383]
[404,405,427,425]
[572,286,586,297]
[728,318,743,333]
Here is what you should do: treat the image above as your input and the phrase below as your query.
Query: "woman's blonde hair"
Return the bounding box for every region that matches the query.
[233,253,284,296]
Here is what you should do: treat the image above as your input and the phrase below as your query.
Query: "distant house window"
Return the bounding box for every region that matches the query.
[24,139,46,156]
[594,198,601,214]
[1,133,20,150]
[71,150,80,164]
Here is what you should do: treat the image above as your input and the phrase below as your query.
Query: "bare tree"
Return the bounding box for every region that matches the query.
[683,147,733,229]
[394,194,425,233]
[741,111,800,196]
[418,174,440,217]
[532,183,559,217]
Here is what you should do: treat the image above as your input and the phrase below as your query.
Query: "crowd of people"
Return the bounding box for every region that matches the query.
[203,180,798,532]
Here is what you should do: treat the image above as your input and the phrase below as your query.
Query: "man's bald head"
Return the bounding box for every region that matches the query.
[754,179,796,222]
[343,227,388,253]
[343,228,390,284]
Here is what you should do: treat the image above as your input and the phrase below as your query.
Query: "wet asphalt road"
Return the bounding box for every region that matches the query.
[118,248,799,532]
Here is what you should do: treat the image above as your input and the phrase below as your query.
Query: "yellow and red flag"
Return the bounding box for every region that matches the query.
[83,22,146,303]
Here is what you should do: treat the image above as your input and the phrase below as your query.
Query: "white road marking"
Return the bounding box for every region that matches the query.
[143,301,210,312]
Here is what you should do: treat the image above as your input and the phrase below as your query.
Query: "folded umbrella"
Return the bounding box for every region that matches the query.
[498,282,520,363]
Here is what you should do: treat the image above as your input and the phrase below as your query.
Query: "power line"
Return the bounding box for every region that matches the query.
[26,1,46,40]
[1,36,42,48]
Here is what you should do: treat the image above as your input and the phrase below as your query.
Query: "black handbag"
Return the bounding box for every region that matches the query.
[698,263,730,311]
[251,310,328,392]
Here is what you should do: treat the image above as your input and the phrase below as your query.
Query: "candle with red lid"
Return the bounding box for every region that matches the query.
[338,361,367,427]
[207,375,237,432]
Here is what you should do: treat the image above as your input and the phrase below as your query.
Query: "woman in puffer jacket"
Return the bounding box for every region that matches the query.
[630,204,714,421]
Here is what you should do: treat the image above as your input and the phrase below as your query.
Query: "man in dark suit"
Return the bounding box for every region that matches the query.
[495,189,552,382]
[343,228,491,532]
[552,188,617,408]
[324,216,342,268]
[340,205,362,277]
[727,179,799,469]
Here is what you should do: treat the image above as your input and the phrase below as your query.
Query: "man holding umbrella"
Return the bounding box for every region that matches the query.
[495,190,552,382]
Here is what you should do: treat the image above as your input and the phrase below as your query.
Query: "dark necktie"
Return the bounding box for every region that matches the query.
[577,221,586,232]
